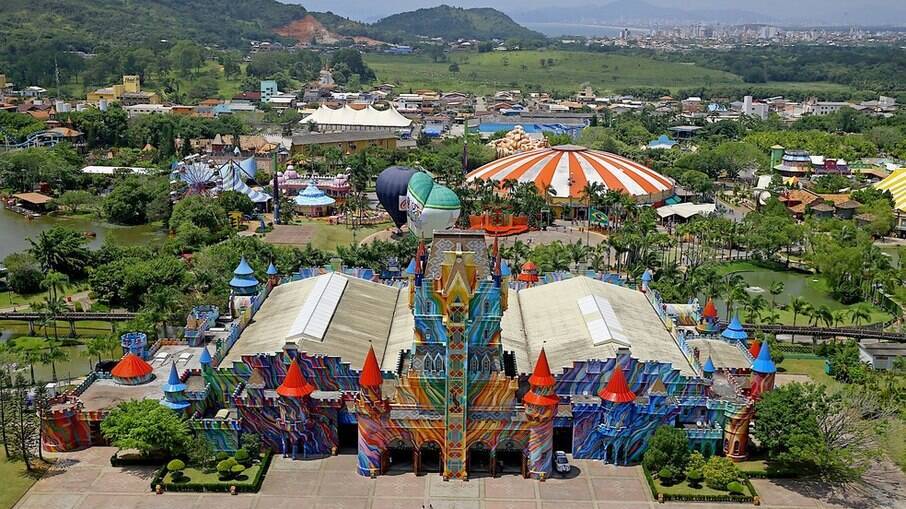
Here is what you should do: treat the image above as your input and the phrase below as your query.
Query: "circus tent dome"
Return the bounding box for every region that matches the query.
[466,145,674,204]
[111,353,154,385]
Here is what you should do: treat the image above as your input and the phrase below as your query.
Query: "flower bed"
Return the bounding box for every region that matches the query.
[642,465,758,504]
[150,451,273,493]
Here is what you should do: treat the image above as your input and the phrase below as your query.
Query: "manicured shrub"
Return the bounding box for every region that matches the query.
[658,466,679,485]
[686,469,704,488]
[216,451,230,462]
[643,426,691,474]
[703,456,739,490]
[230,464,246,478]
[241,433,262,458]
[217,458,237,479]
[234,448,250,466]
[167,459,185,480]
[727,481,745,495]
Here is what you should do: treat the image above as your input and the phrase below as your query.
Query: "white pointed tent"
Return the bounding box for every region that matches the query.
[301,104,412,129]
[218,160,271,203]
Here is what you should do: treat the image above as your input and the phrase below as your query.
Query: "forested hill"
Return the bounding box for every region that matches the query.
[1,0,313,51]
[372,5,545,41]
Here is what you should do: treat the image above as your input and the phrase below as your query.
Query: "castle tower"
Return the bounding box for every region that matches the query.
[640,269,653,293]
[724,404,754,461]
[111,353,153,385]
[523,348,558,479]
[517,261,539,286]
[702,356,716,380]
[275,357,315,458]
[266,261,280,287]
[721,314,748,342]
[160,362,191,411]
[229,257,259,317]
[697,297,720,333]
[598,360,637,465]
[749,340,776,401]
[356,345,387,476]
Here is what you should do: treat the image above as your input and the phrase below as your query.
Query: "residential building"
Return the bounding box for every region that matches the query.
[260,80,279,103]
[87,75,159,106]
[858,343,906,370]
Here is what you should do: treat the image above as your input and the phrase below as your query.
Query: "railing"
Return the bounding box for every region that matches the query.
[0,311,137,321]
[723,322,906,341]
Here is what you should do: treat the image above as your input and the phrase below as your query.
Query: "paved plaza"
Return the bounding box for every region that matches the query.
[15,447,900,509]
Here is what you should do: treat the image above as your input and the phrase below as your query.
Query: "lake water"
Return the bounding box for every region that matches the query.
[522,22,651,38]
[705,267,848,319]
[0,207,167,261]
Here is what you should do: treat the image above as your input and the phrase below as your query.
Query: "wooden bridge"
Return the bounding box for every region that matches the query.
[729,322,906,342]
[0,311,137,336]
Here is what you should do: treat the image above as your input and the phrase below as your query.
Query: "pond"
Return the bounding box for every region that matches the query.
[0,338,96,384]
[703,263,891,325]
[0,207,167,260]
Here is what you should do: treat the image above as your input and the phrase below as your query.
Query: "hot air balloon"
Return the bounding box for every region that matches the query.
[376,166,418,230]
[406,172,461,238]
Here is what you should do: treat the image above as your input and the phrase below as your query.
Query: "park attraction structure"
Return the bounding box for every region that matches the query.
[41,232,773,480]
[467,145,675,220]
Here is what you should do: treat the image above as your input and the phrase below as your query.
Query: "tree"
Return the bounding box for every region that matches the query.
[642,425,690,474]
[702,456,739,490]
[42,339,69,383]
[4,252,44,294]
[101,400,191,456]
[329,49,375,82]
[103,176,169,225]
[56,190,95,214]
[5,373,39,471]
[169,195,230,247]
[0,369,11,457]
[27,227,90,276]
[41,271,69,303]
[216,190,255,215]
[187,435,215,468]
[143,287,182,338]
[754,382,883,481]
[167,459,186,481]
[241,433,262,458]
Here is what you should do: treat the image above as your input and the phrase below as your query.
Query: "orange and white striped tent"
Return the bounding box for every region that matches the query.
[467,145,674,204]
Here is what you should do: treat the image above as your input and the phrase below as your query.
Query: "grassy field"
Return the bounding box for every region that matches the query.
[291,219,393,251]
[776,357,841,389]
[0,450,51,509]
[366,50,746,95]
[654,477,754,497]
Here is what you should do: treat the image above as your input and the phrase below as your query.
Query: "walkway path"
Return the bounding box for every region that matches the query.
[15,447,890,509]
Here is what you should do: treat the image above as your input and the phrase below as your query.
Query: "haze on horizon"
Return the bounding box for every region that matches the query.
[282,0,906,27]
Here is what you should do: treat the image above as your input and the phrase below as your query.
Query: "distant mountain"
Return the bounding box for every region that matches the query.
[515,0,777,26]
[372,5,545,41]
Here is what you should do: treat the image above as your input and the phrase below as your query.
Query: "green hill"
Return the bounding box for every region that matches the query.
[371,5,544,41]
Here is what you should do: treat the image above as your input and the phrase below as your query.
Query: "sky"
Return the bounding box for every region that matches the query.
[283,0,906,26]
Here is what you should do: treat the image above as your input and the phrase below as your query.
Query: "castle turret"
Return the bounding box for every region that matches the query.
[749,340,776,400]
[356,345,387,476]
[697,297,720,333]
[266,261,279,287]
[229,257,260,317]
[160,362,190,411]
[276,357,316,458]
[111,353,153,385]
[640,269,653,293]
[702,356,716,379]
[748,340,761,358]
[597,360,637,464]
[721,314,748,342]
[517,261,539,285]
[524,348,558,479]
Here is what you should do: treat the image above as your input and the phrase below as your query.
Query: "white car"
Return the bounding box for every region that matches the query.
[555,451,570,475]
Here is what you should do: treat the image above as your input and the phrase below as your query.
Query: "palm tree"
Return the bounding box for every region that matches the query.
[745,295,767,324]
[41,271,69,303]
[143,288,181,338]
[848,303,872,328]
[768,281,784,311]
[43,339,69,382]
[86,336,108,365]
[727,283,749,321]
[790,296,808,342]
[43,296,68,344]
[832,310,848,328]
[15,338,45,384]
[567,241,588,270]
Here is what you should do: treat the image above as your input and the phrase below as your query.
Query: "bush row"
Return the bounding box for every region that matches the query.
[149,450,273,493]
[642,465,757,504]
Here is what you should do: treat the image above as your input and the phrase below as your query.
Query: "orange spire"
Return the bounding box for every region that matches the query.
[702,297,718,319]
[528,348,556,387]
[748,340,761,358]
[359,345,383,388]
[276,358,315,398]
[598,364,636,403]
[111,353,153,379]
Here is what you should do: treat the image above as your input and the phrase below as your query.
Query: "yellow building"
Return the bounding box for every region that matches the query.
[291,131,398,157]
[87,75,160,106]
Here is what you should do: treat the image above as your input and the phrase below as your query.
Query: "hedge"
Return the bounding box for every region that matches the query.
[642,464,758,504]
[110,452,168,467]
[150,450,273,493]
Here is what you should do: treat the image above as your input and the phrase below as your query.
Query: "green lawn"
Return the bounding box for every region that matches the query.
[366,50,746,95]
[163,462,263,488]
[654,478,754,497]
[880,419,906,472]
[0,450,51,509]
[776,358,841,389]
[290,219,393,251]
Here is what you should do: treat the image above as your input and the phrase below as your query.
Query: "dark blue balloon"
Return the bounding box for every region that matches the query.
[376,166,417,228]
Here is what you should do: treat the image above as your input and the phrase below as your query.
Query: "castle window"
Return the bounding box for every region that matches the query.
[481,355,491,375]
[434,353,445,374]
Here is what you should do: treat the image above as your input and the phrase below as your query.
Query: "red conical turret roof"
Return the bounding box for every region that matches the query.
[111,353,153,379]
[359,346,383,388]
[598,365,636,403]
[702,297,718,319]
[748,340,761,358]
[277,358,315,398]
[528,348,556,387]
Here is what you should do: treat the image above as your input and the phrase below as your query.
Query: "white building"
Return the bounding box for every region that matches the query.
[125,104,173,118]
[858,342,906,370]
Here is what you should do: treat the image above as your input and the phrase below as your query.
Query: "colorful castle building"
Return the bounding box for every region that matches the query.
[42,232,774,480]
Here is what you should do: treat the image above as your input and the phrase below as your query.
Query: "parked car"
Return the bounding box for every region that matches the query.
[555,450,570,476]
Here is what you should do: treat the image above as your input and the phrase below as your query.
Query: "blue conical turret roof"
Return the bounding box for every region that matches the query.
[751,339,776,374]
[721,314,748,341]
[199,345,212,365]
[500,260,511,277]
[702,356,715,374]
[266,261,278,276]
[405,258,417,275]
[162,362,187,392]
[230,257,259,289]
[641,269,653,282]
